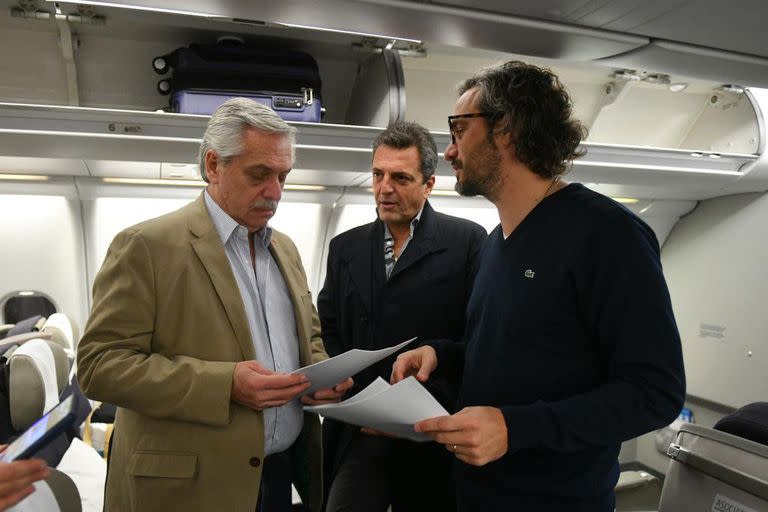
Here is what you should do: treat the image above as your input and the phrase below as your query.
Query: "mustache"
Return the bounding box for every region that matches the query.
[250,199,279,210]
[451,158,463,169]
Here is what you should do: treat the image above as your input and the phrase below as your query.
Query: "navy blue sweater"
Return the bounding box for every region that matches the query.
[438,183,685,511]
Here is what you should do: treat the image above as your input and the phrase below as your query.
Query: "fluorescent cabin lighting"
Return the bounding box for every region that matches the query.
[611,197,639,204]
[431,190,460,197]
[284,184,326,191]
[102,178,325,191]
[44,0,224,18]
[18,291,36,296]
[103,178,205,187]
[0,174,49,181]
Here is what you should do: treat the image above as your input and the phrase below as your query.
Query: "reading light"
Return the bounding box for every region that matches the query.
[668,83,688,93]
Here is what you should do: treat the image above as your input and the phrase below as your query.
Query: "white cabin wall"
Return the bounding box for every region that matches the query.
[0,182,89,333]
[626,190,768,474]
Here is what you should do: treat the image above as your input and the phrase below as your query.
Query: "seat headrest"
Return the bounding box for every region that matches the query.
[46,467,83,512]
[8,339,61,431]
[42,313,76,351]
[714,402,768,446]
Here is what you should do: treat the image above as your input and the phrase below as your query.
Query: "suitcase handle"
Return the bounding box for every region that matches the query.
[667,443,768,501]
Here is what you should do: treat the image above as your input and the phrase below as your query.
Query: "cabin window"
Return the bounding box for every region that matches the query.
[1,290,57,324]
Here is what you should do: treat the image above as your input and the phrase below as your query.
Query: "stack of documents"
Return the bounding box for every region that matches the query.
[304,376,448,442]
[292,337,416,396]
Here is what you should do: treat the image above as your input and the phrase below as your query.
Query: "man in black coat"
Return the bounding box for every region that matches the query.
[318,121,487,512]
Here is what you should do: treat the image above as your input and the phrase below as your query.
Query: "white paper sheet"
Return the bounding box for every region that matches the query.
[293,337,416,395]
[304,376,448,442]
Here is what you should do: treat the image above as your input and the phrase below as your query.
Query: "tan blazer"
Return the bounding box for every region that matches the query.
[77,193,328,512]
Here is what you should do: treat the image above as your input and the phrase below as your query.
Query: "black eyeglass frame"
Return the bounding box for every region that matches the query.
[447,112,493,143]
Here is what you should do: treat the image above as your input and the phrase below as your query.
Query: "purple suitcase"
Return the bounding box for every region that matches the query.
[171,89,323,122]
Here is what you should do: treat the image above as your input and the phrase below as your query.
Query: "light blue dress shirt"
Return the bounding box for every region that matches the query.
[204,191,302,455]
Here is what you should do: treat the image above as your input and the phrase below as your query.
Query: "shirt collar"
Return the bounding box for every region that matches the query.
[204,189,272,246]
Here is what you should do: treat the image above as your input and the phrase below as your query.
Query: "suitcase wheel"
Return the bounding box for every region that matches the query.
[152,56,169,75]
[157,79,172,96]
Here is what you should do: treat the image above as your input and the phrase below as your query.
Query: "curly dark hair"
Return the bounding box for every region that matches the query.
[459,60,587,178]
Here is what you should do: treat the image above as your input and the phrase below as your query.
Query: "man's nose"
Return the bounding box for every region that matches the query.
[380,175,395,193]
[445,141,458,161]
[263,175,283,201]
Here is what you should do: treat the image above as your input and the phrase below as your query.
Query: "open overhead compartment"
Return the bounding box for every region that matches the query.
[0,100,762,202]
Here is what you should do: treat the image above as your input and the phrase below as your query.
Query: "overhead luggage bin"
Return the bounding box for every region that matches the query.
[0,100,762,201]
[57,0,649,61]
[599,40,768,90]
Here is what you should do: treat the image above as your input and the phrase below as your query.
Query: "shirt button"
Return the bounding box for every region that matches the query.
[249,457,261,467]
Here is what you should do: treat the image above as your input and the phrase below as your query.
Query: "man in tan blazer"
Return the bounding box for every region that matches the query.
[77,98,352,512]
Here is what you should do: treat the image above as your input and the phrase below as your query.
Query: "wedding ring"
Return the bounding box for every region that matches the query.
[452,444,458,452]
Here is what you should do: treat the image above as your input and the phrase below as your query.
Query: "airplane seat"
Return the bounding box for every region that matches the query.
[7,339,60,433]
[6,468,82,512]
[42,313,76,352]
[4,337,92,466]
[1,339,85,512]
[658,405,768,511]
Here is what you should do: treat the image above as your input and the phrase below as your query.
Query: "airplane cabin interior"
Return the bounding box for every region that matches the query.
[0,0,767,510]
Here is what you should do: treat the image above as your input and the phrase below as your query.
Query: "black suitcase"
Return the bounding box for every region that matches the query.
[153,43,323,120]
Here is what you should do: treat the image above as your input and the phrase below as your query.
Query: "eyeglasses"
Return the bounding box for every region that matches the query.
[448,112,492,143]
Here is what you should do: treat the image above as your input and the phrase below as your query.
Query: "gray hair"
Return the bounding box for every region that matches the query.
[371,121,438,182]
[198,97,297,182]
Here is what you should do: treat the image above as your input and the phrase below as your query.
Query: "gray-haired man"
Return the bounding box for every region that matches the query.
[78,98,352,512]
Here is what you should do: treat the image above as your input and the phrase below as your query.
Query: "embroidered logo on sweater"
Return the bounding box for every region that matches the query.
[524,269,535,279]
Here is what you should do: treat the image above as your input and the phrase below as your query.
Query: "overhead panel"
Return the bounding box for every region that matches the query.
[434,0,768,59]
[598,41,768,89]
[0,101,763,200]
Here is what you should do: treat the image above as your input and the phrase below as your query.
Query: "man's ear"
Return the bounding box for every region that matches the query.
[423,175,436,198]
[204,150,220,183]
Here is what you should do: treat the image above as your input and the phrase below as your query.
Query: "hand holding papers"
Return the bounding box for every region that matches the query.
[304,376,449,442]
[293,337,416,396]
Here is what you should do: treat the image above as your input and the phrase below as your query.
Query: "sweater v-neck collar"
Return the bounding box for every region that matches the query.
[499,182,578,243]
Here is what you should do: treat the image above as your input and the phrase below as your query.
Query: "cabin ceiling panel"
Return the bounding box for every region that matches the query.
[433,0,768,58]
